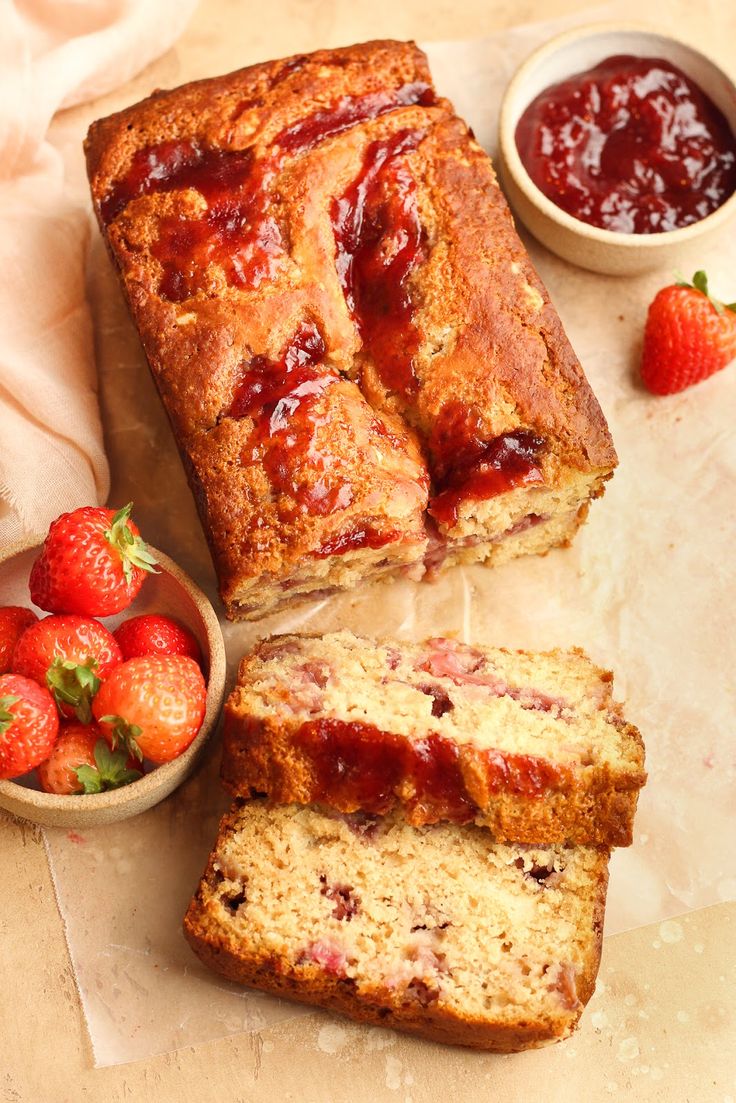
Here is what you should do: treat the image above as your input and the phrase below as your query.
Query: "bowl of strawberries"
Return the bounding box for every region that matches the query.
[0,503,226,827]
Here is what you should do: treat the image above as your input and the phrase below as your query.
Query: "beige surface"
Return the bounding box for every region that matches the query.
[2,0,736,1099]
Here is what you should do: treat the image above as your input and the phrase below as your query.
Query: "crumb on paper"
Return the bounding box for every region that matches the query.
[659,920,684,944]
[617,1037,640,1062]
[317,1023,348,1055]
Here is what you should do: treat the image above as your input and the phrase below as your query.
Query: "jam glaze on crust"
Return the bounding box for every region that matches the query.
[85,41,617,618]
[221,632,646,847]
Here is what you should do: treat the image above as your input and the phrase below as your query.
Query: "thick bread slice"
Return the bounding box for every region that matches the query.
[184,801,609,1052]
[222,631,646,846]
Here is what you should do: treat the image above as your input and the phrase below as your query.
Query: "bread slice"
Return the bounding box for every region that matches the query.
[221,631,645,846]
[184,801,609,1051]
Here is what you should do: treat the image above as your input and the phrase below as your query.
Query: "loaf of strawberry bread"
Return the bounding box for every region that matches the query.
[221,631,645,846]
[184,801,609,1051]
[85,40,616,620]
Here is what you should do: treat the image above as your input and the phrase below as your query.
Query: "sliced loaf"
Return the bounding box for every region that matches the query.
[184,800,609,1051]
[221,631,645,846]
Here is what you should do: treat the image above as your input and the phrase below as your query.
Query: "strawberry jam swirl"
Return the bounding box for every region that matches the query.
[100,81,435,302]
[313,527,401,558]
[294,718,568,824]
[428,402,547,526]
[331,129,428,399]
[225,322,354,517]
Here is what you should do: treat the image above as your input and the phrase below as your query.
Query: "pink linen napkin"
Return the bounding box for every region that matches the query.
[0,0,198,547]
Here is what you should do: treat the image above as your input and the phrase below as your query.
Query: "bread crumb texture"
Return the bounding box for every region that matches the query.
[184,801,610,1051]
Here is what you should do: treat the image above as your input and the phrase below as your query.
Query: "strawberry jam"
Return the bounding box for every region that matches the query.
[152,150,283,300]
[428,404,546,526]
[296,720,406,813]
[515,55,736,233]
[101,82,435,301]
[102,141,285,299]
[227,322,328,419]
[411,733,476,821]
[294,719,566,823]
[313,527,400,558]
[226,323,354,516]
[332,128,427,397]
[276,82,434,154]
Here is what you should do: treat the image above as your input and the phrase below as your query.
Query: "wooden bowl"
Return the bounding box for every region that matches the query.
[0,540,226,828]
[499,24,736,275]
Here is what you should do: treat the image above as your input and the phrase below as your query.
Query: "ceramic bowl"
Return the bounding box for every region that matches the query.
[0,540,226,828]
[498,23,736,275]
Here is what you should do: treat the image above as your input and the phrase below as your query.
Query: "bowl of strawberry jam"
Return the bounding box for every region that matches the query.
[499,25,736,274]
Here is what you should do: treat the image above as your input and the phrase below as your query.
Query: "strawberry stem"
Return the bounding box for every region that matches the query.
[676,270,736,317]
[46,658,100,724]
[99,714,144,762]
[74,739,142,793]
[0,695,21,736]
[104,503,159,585]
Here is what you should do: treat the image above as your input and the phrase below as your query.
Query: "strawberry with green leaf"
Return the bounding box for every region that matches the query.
[0,673,59,779]
[12,615,122,723]
[37,723,141,795]
[641,270,736,395]
[93,654,207,764]
[29,502,158,617]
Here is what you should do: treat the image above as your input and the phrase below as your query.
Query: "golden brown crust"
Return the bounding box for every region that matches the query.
[182,917,582,1051]
[360,113,617,476]
[85,40,616,617]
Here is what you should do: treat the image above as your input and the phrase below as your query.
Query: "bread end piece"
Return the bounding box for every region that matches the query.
[184,801,609,1052]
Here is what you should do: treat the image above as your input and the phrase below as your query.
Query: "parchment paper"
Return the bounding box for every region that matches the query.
[40,3,736,1067]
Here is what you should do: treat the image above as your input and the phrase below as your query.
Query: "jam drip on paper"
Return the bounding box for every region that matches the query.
[515,55,736,233]
[100,81,435,300]
[332,128,428,398]
[428,402,546,526]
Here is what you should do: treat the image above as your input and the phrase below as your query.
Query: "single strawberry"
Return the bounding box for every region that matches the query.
[12,615,122,724]
[93,654,207,764]
[0,607,38,674]
[0,673,60,778]
[641,270,736,395]
[29,502,158,617]
[114,614,202,666]
[37,723,142,795]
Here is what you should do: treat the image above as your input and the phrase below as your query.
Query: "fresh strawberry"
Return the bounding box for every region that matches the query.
[37,723,141,795]
[114,614,202,665]
[12,615,122,724]
[0,674,60,778]
[0,607,38,674]
[641,270,736,395]
[93,655,207,764]
[29,502,158,617]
